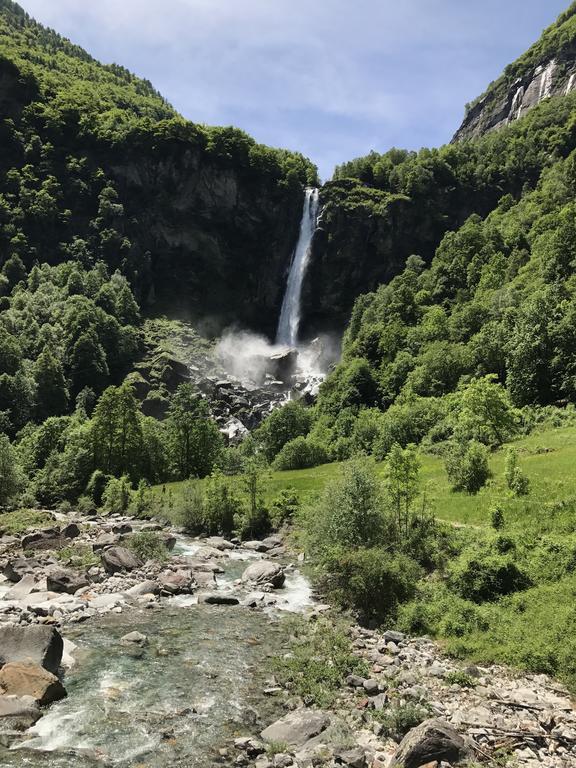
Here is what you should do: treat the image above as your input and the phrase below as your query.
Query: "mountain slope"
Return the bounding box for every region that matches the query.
[0,0,317,333]
[454,3,576,141]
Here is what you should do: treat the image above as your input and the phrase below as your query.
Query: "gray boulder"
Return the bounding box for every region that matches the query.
[0,694,41,732]
[3,558,41,583]
[157,569,194,595]
[46,568,89,595]
[0,625,63,674]
[199,593,240,605]
[120,631,148,647]
[390,719,473,768]
[61,523,81,539]
[261,710,330,748]
[242,561,285,589]
[101,546,141,575]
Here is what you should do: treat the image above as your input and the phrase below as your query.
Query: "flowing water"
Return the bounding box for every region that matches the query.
[1,539,314,768]
[276,188,320,347]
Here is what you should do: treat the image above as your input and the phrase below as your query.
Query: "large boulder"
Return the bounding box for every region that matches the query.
[101,546,141,575]
[0,625,63,674]
[3,558,41,583]
[61,522,81,539]
[46,568,89,595]
[261,710,330,748]
[21,529,64,551]
[242,560,285,589]
[0,662,66,705]
[0,694,41,731]
[390,719,474,768]
[157,569,194,595]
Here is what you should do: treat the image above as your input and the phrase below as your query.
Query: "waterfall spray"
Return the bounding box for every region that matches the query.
[276,188,320,347]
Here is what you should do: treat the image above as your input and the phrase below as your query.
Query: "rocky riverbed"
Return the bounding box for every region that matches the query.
[0,512,574,767]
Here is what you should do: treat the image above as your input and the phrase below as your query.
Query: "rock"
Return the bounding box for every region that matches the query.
[383,630,405,644]
[3,558,41,583]
[390,719,473,768]
[0,662,66,705]
[21,529,62,550]
[46,568,89,595]
[161,534,177,551]
[335,747,367,768]
[120,631,148,647]
[205,536,235,551]
[193,570,217,589]
[261,710,330,748]
[0,694,41,732]
[111,523,132,535]
[0,625,63,674]
[244,541,273,553]
[158,569,194,595]
[125,580,160,596]
[92,533,118,551]
[363,679,380,695]
[101,546,141,575]
[199,593,240,605]
[61,523,81,539]
[242,561,285,589]
[4,574,39,600]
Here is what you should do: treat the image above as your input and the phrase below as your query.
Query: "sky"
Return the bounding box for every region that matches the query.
[20,0,570,180]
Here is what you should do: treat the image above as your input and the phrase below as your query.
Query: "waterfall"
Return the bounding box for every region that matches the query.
[276,188,320,347]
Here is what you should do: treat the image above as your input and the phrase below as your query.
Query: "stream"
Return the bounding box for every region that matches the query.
[0,536,314,767]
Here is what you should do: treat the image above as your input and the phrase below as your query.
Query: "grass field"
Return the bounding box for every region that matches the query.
[155,425,576,529]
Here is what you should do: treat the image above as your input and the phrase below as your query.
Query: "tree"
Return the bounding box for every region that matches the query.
[166,384,222,479]
[504,449,530,497]
[454,375,519,447]
[256,400,313,462]
[384,443,420,537]
[0,434,22,504]
[69,330,109,396]
[237,458,270,539]
[91,383,143,479]
[34,348,69,420]
[445,440,491,494]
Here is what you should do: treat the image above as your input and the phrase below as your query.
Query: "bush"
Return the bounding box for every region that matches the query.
[174,481,205,533]
[326,547,423,624]
[203,472,240,535]
[448,553,531,603]
[101,475,132,514]
[270,489,300,528]
[445,440,491,494]
[128,531,167,562]
[491,505,505,530]
[272,436,329,471]
[255,401,313,462]
[372,703,430,741]
[504,449,530,496]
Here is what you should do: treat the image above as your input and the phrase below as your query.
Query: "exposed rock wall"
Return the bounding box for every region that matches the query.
[454,54,576,142]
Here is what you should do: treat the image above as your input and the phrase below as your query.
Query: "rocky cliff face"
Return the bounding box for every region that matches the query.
[104,142,303,336]
[454,56,576,143]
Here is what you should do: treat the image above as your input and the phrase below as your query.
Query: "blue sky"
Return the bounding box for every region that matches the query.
[21,0,570,179]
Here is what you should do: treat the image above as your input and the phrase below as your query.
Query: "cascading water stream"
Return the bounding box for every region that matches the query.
[276,188,320,347]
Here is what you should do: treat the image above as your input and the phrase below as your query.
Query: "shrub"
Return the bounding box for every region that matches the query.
[445,440,491,494]
[269,489,300,528]
[101,475,132,514]
[273,436,329,471]
[326,547,423,624]
[174,481,205,533]
[273,617,369,708]
[372,703,430,740]
[203,472,240,535]
[128,531,167,562]
[443,670,477,688]
[504,449,530,496]
[491,506,505,530]
[449,553,531,603]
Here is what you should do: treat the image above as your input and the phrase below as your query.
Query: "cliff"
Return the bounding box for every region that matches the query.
[454,4,576,142]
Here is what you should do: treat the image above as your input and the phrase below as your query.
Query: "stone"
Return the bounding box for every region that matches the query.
[0,694,41,731]
[0,662,66,705]
[61,523,81,539]
[242,561,285,589]
[346,675,365,688]
[0,625,63,674]
[3,558,41,583]
[199,593,240,605]
[21,529,61,550]
[363,679,380,695]
[244,541,273,553]
[101,546,141,575]
[335,747,367,768]
[4,574,38,600]
[193,570,217,589]
[120,631,148,647]
[125,580,160,597]
[111,523,132,535]
[390,719,473,768]
[205,537,235,551]
[46,568,89,595]
[261,710,330,748]
[92,533,118,551]
[158,569,194,595]
[383,630,405,644]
